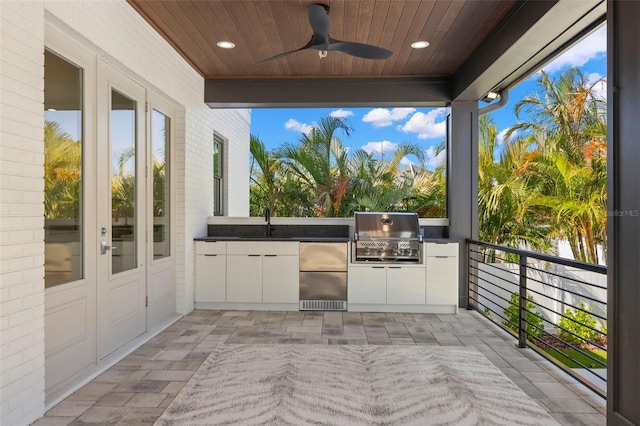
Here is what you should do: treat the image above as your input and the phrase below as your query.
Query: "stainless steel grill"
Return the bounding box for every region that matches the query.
[353,212,423,263]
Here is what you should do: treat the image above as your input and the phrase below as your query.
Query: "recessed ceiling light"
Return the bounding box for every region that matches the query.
[216,41,235,49]
[410,41,430,49]
[47,108,57,112]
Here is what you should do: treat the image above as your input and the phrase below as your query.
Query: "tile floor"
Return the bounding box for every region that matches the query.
[33,309,606,425]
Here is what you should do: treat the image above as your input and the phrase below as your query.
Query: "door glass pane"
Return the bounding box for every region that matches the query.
[44,49,84,288]
[111,90,136,274]
[152,109,170,259]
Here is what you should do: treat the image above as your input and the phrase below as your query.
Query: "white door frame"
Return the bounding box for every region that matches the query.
[96,60,147,359]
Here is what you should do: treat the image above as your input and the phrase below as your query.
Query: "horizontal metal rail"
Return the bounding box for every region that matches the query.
[467,239,607,399]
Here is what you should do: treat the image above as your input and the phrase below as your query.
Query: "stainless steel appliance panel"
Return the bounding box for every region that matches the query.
[299,242,348,271]
[299,272,347,301]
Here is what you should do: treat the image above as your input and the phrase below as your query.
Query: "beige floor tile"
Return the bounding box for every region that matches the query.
[95,392,135,407]
[125,392,167,408]
[76,406,130,424]
[45,400,93,418]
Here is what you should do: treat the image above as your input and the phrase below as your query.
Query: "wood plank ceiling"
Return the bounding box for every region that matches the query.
[128,0,516,79]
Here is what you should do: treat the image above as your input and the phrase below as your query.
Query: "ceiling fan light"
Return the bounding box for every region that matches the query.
[319,50,328,58]
[216,41,235,49]
[410,41,430,49]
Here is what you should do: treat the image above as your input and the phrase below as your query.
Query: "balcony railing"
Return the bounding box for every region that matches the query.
[466,239,607,398]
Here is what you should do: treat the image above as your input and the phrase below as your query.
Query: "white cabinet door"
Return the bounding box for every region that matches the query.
[348,266,386,304]
[387,266,426,304]
[195,255,226,302]
[426,256,459,305]
[263,255,299,303]
[226,255,262,303]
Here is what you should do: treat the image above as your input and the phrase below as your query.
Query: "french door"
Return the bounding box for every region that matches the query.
[96,62,147,359]
[45,46,177,401]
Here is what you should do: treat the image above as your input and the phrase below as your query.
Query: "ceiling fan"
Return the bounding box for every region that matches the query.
[257,3,393,64]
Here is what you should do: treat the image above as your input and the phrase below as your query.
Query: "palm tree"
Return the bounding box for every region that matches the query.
[506,67,607,263]
[477,115,551,255]
[278,115,353,217]
[44,121,82,219]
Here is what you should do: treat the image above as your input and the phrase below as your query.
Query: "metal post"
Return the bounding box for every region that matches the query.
[518,254,528,348]
[466,242,476,310]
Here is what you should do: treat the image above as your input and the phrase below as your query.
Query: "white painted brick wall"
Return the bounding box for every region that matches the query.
[42,0,252,314]
[213,109,251,217]
[1,2,46,425]
[1,1,252,421]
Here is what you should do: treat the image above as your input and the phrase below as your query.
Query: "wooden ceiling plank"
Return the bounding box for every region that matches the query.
[371,0,406,76]
[406,1,460,76]
[349,0,375,76]
[241,1,291,76]
[381,1,420,76]
[339,0,360,77]
[429,1,499,73]
[328,0,346,77]
[361,0,390,76]
[415,0,464,75]
[179,1,243,76]
[197,0,258,76]
[131,0,220,76]
[215,1,281,76]
[401,0,447,76]
[127,0,206,76]
[267,1,304,76]
[391,0,437,75]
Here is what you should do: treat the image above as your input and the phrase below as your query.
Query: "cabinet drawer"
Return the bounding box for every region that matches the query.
[425,242,459,257]
[226,241,299,255]
[195,241,226,255]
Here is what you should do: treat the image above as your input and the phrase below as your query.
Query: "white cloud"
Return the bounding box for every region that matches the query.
[587,72,607,100]
[398,108,447,139]
[543,26,606,73]
[425,146,446,168]
[361,140,399,155]
[329,109,354,119]
[362,107,416,128]
[496,128,519,145]
[400,156,415,166]
[284,118,314,135]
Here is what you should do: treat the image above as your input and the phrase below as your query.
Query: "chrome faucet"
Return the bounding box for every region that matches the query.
[264,206,272,237]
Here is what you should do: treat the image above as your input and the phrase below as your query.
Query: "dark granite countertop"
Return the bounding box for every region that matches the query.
[194,236,350,242]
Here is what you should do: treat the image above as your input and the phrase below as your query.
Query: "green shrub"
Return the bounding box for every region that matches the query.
[557,302,599,345]
[503,293,544,338]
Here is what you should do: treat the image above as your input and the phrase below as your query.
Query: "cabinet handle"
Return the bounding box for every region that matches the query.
[435,255,448,258]
[204,254,217,257]
[372,266,385,269]
[264,254,277,257]
[248,254,260,257]
[388,266,401,269]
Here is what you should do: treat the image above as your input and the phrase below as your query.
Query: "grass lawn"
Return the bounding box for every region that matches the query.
[544,348,607,369]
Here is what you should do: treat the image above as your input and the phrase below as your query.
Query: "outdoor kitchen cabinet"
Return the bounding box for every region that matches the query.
[425,242,459,307]
[226,241,299,304]
[348,265,387,304]
[195,241,226,302]
[348,264,426,305]
[387,266,426,304]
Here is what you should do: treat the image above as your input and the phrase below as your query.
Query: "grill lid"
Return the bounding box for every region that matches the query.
[354,212,421,240]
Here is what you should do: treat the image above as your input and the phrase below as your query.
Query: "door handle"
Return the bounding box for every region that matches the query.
[101,241,118,255]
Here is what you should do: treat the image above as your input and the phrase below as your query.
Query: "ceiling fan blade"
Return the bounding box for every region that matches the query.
[308,3,330,36]
[328,40,393,60]
[256,39,314,64]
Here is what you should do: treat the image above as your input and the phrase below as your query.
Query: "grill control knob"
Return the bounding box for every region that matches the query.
[377,248,385,255]
[364,247,370,255]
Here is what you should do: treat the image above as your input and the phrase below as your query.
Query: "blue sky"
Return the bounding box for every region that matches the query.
[251,25,607,170]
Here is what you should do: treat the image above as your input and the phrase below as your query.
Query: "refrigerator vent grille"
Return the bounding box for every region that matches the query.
[299,300,347,311]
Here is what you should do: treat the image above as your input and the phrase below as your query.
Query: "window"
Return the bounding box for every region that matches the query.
[44,49,84,288]
[213,136,223,216]
[152,109,170,259]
